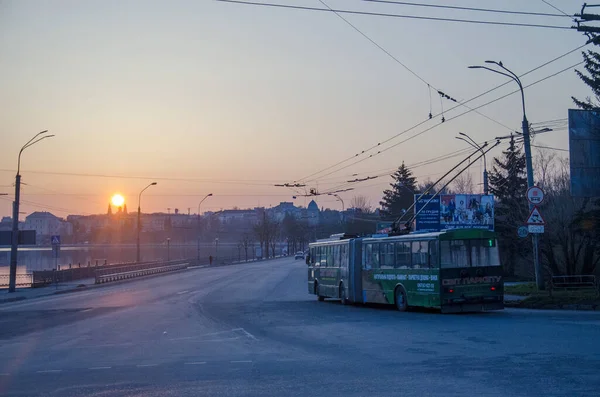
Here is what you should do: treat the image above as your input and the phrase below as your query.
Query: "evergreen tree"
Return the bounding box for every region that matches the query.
[572,46,600,110]
[379,162,417,220]
[488,136,530,276]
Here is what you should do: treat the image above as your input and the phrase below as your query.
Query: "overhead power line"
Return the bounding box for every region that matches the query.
[540,0,573,18]
[296,41,589,183]
[363,0,570,18]
[215,1,572,29]
[309,60,583,182]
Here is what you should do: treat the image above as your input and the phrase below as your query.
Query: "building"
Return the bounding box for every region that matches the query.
[0,217,12,231]
[269,202,302,222]
[217,209,259,225]
[24,211,72,243]
[305,200,319,226]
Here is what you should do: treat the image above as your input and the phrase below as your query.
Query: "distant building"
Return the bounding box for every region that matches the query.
[269,202,302,222]
[217,209,259,225]
[24,211,72,242]
[305,200,320,226]
[0,217,12,231]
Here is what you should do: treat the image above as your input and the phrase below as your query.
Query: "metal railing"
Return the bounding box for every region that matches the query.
[551,275,598,294]
[0,273,33,289]
[95,260,190,284]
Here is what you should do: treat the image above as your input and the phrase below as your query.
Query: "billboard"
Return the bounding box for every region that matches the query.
[568,109,600,197]
[414,194,494,232]
[375,222,394,234]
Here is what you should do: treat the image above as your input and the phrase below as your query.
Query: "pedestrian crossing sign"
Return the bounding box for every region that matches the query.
[51,235,61,245]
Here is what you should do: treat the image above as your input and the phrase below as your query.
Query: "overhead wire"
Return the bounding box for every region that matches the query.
[363,0,571,18]
[306,59,583,183]
[215,1,572,29]
[296,41,589,183]
[540,0,573,18]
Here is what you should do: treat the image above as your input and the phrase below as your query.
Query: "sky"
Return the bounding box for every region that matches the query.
[0,0,592,219]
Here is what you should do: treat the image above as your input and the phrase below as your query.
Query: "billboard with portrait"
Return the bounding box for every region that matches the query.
[415,194,494,232]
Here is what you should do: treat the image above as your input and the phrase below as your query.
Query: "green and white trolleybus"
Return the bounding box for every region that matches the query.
[307,229,503,313]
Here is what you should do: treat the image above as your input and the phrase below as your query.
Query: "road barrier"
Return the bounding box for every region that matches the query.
[0,273,33,289]
[95,260,190,284]
[551,275,599,295]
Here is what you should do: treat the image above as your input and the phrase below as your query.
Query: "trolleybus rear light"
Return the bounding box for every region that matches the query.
[490,286,496,291]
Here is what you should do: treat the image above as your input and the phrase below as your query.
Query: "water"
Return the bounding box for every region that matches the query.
[0,242,265,273]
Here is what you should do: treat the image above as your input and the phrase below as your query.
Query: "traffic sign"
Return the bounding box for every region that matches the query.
[527,186,545,205]
[526,207,545,225]
[528,225,545,234]
[51,235,61,245]
[517,226,529,238]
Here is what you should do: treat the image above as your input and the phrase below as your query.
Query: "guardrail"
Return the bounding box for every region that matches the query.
[551,275,599,294]
[95,260,190,284]
[0,274,33,289]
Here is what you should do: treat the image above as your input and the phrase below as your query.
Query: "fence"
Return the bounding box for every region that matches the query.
[95,260,189,284]
[551,275,598,294]
[0,274,33,289]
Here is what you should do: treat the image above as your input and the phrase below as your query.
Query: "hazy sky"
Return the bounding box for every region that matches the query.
[0,0,591,219]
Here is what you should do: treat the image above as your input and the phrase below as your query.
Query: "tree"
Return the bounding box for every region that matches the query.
[488,136,530,276]
[572,47,600,110]
[416,178,453,195]
[379,162,417,220]
[451,172,475,194]
[350,195,372,214]
[537,154,600,276]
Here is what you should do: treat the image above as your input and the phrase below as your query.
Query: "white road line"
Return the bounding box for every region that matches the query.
[0,373,9,376]
[184,362,207,365]
[136,364,158,367]
[232,327,258,341]
[230,360,252,363]
[177,290,189,295]
[88,366,111,370]
[81,308,93,313]
[36,370,62,373]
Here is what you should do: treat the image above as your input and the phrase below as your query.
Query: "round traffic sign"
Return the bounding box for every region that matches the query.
[517,226,529,238]
[527,186,545,205]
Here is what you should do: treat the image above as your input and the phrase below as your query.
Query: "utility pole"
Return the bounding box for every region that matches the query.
[137,182,157,263]
[456,133,489,195]
[469,61,544,290]
[9,130,54,293]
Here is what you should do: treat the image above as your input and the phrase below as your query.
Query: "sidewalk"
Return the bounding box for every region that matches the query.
[0,278,96,305]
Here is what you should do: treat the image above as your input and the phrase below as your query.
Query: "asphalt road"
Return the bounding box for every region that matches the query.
[0,257,599,396]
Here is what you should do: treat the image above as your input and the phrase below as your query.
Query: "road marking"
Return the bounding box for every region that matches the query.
[233,327,258,341]
[88,366,111,370]
[36,370,62,373]
[230,360,252,363]
[177,290,189,295]
[136,364,158,367]
[81,308,93,313]
[184,362,207,365]
[0,373,9,376]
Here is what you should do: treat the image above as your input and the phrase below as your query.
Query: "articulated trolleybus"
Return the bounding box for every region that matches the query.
[307,229,503,313]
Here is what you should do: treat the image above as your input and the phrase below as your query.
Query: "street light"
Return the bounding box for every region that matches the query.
[197,193,213,263]
[469,60,543,290]
[167,237,171,262]
[136,182,157,263]
[328,193,344,211]
[9,130,54,293]
[456,133,488,195]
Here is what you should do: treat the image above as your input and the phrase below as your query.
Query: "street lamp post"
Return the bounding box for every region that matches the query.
[456,132,488,195]
[328,193,345,211]
[9,130,54,293]
[137,182,157,263]
[167,237,171,262]
[469,60,543,290]
[197,193,213,263]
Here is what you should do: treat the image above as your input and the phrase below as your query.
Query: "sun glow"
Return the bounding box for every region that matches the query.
[111,194,125,207]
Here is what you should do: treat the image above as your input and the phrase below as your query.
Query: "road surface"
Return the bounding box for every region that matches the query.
[0,257,599,396]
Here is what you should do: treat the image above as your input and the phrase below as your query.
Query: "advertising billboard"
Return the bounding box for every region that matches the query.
[568,109,600,197]
[415,194,494,232]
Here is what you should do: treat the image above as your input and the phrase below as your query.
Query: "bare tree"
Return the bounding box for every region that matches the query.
[451,172,475,194]
[416,178,453,195]
[350,195,372,213]
[534,148,557,191]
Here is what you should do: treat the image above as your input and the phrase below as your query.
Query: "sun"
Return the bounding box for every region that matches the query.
[111,194,125,207]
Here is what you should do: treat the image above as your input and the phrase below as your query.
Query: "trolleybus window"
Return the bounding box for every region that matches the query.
[341,244,348,269]
[334,245,341,268]
[470,239,500,267]
[441,240,468,268]
[429,240,439,268]
[412,241,429,269]
[395,242,411,269]
[380,242,394,269]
